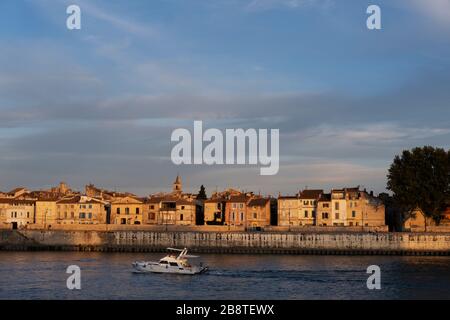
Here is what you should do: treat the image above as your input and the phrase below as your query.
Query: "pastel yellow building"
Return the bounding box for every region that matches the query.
[316,193,332,226]
[331,187,385,227]
[56,196,109,225]
[204,198,226,225]
[0,198,35,229]
[110,196,144,225]
[277,195,299,226]
[35,198,59,227]
[298,189,323,226]
[144,195,198,226]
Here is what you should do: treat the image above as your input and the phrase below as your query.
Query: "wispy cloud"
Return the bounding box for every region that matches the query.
[245,0,333,11]
[76,0,158,37]
[409,0,450,27]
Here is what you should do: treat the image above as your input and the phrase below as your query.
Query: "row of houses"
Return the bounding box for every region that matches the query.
[278,188,385,227]
[0,176,389,230]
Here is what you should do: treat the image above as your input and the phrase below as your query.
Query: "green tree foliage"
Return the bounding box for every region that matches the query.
[387,146,450,224]
[197,185,207,200]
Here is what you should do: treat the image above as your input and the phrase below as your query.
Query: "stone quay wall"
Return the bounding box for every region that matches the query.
[1,230,450,255]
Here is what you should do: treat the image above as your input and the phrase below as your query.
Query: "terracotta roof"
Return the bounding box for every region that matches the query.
[227,194,250,203]
[176,199,194,206]
[111,196,143,204]
[318,193,331,202]
[0,198,35,205]
[147,195,180,203]
[57,196,81,204]
[299,189,323,199]
[204,198,226,203]
[248,198,270,207]
[7,187,26,195]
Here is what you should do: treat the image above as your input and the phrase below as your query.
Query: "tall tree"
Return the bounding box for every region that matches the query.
[387,146,450,224]
[197,185,207,200]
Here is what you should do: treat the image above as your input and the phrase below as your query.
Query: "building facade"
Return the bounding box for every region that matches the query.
[56,196,109,225]
[110,196,143,225]
[0,198,35,229]
[277,196,299,226]
[316,193,332,226]
[246,198,271,228]
[298,189,323,226]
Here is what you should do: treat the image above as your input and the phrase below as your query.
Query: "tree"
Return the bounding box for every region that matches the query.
[387,146,450,225]
[197,185,207,200]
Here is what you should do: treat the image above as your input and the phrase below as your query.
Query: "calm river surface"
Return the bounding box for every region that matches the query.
[0,252,449,299]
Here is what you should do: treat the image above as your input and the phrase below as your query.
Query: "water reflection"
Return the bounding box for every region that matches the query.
[0,252,449,299]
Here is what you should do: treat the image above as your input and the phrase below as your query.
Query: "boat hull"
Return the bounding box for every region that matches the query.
[132,261,208,275]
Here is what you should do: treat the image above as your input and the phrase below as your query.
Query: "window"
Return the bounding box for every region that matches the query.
[352,211,356,218]
[89,205,92,209]
[125,207,130,214]
[117,208,121,214]
[335,212,339,219]
[79,213,85,219]
[136,208,140,214]
[180,214,184,221]
[233,204,237,209]
[303,201,308,205]
[71,212,74,219]
[27,212,30,218]
[169,262,179,267]
[239,203,243,209]
[64,212,68,219]
[181,206,185,210]
[88,213,92,219]
[323,203,329,208]
[253,213,257,219]
[160,260,168,265]
[304,210,308,218]
[335,202,339,210]
[240,212,244,221]
[149,212,155,220]
[322,212,328,219]
[150,205,155,210]
[312,210,316,218]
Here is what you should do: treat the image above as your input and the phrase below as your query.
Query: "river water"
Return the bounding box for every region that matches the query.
[0,251,449,299]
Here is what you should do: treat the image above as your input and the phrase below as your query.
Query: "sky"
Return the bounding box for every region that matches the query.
[0,0,450,196]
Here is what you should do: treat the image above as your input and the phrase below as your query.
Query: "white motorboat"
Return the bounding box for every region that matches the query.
[132,248,208,275]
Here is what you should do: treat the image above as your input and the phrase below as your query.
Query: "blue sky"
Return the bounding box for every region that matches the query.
[1,0,450,195]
